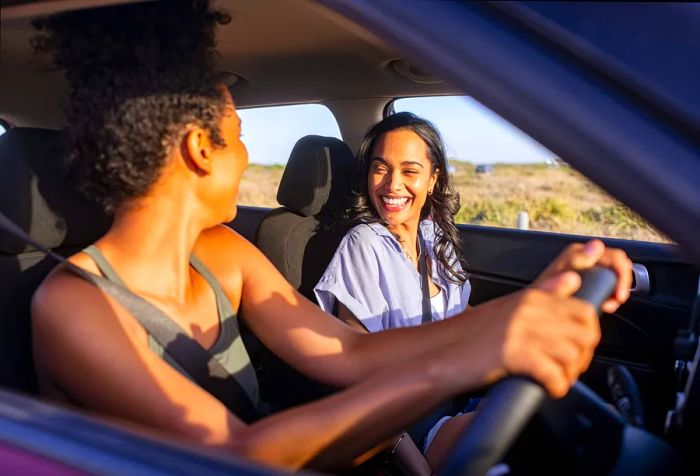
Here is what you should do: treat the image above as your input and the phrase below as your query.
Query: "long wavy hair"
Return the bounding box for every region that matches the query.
[345,112,468,285]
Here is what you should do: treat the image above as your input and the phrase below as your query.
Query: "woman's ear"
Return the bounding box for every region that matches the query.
[183,126,213,175]
[428,167,440,194]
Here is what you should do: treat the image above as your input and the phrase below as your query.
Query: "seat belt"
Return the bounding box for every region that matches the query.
[0,211,259,423]
[418,230,432,324]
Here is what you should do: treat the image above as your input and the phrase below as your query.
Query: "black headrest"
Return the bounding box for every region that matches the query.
[276,135,355,217]
[0,128,112,255]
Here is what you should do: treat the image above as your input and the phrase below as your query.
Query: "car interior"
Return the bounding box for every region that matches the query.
[0,0,698,474]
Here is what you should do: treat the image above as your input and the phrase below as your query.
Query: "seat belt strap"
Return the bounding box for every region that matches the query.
[0,212,259,423]
[419,230,432,324]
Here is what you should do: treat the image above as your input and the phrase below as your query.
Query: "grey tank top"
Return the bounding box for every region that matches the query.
[83,245,261,412]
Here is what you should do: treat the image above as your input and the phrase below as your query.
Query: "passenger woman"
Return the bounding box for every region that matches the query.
[30,0,631,472]
[315,113,472,334]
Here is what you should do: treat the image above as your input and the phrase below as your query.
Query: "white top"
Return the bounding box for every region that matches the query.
[430,288,447,321]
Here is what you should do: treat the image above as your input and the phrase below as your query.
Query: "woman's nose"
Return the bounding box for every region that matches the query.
[388,172,404,192]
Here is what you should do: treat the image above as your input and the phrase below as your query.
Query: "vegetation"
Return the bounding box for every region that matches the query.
[238,161,671,243]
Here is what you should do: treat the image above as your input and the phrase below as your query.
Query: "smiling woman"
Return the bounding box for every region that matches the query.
[343,112,467,287]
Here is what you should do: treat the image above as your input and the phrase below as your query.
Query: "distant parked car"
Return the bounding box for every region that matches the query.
[475,163,494,174]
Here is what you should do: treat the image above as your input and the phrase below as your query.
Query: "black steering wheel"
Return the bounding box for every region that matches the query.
[440,267,618,476]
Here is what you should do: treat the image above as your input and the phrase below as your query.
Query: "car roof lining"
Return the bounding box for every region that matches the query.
[0,0,462,127]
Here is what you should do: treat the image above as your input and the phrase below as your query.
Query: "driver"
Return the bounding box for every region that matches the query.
[30,0,632,472]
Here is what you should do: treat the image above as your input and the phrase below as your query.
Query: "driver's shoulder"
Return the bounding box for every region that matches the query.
[192,224,249,296]
[33,249,105,313]
[194,224,251,264]
[195,223,249,252]
[31,253,144,360]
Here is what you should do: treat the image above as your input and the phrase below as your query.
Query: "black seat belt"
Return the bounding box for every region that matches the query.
[0,212,259,423]
[418,230,432,325]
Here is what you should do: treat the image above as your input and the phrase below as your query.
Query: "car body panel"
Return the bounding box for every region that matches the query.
[0,389,286,476]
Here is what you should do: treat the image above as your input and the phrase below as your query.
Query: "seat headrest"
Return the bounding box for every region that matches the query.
[0,128,112,255]
[276,135,355,217]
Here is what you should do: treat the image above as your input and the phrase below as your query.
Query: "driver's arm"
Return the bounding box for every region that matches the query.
[203,226,605,397]
[213,227,612,395]
[30,271,487,470]
[33,228,610,471]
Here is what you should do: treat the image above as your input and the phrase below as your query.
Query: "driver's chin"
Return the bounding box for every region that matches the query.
[226,205,238,223]
[218,199,238,224]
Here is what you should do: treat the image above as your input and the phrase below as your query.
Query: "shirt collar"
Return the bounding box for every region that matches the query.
[366,219,437,258]
[366,219,434,239]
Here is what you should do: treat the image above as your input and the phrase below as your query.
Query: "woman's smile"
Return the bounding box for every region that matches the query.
[380,194,412,212]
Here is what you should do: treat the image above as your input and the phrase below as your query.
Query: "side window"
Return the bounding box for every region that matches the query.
[392,96,669,243]
[237,104,341,207]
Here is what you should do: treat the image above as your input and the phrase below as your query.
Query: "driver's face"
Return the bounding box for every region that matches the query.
[210,89,249,222]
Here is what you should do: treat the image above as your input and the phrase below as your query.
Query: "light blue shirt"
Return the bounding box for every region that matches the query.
[314,220,471,332]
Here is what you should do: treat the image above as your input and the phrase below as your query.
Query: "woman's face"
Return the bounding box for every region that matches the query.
[208,89,249,222]
[367,129,438,230]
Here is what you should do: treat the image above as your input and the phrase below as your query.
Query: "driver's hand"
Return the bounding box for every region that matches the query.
[533,239,633,314]
[476,278,600,398]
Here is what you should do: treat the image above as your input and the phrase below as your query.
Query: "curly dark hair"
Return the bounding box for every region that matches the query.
[345,112,468,285]
[32,0,231,212]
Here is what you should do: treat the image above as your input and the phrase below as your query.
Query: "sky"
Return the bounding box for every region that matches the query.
[238,95,558,166]
[0,97,557,166]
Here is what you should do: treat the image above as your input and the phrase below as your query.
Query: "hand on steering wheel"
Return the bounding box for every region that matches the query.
[440,267,618,476]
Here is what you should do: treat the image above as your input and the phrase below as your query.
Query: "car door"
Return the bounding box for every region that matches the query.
[461,225,697,433]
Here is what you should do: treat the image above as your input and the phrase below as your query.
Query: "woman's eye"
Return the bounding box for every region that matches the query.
[404,169,419,175]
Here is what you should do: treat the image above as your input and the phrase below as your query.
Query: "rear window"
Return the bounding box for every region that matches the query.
[237,104,341,207]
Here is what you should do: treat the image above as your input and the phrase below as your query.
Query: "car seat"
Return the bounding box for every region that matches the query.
[255,135,355,302]
[0,128,112,393]
[252,135,355,408]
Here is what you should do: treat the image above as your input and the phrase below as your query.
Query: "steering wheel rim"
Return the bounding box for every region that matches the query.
[439,267,618,476]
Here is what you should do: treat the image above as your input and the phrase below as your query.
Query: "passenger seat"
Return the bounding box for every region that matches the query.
[252,135,355,409]
[255,135,355,302]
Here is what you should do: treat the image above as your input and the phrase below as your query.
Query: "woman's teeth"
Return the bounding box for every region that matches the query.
[382,196,409,206]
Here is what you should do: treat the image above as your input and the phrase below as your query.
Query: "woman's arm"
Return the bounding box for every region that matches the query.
[29,271,489,470]
[200,226,603,396]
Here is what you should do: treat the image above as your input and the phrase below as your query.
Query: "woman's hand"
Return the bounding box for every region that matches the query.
[442,271,603,398]
[494,285,600,397]
[533,239,633,314]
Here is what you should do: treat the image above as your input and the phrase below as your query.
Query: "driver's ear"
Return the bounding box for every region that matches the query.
[183,127,213,175]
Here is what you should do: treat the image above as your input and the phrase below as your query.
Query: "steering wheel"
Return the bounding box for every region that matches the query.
[440,267,618,476]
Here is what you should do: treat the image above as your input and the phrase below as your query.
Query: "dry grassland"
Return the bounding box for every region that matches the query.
[239,162,670,243]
